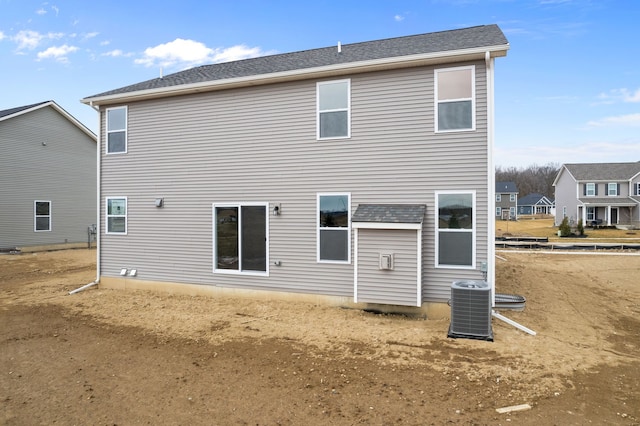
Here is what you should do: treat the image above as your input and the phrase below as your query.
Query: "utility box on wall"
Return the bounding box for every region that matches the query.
[379,253,394,270]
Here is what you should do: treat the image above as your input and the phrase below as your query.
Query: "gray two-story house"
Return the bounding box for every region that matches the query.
[553,162,640,227]
[495,181,518,220]
[81,25,509,317]
[0,101,97,251]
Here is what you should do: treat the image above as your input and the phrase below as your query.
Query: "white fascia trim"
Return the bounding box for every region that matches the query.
[81,45,509,106]
[1,101,96,140]
[352,222,422,230]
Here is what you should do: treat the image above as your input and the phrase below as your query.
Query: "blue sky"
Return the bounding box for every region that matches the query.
[1,0,638,167]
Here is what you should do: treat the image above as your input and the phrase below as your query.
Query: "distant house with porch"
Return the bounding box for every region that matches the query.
[495,181,518,220]
[552,162,640,227]
[518,193,554,216]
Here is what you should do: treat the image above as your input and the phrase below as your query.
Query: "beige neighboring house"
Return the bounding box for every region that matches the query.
[81,25,510,317]
[0,101,97,251]
[553,162,640,227]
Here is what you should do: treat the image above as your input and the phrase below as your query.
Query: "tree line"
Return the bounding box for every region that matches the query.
[495,163,560,200]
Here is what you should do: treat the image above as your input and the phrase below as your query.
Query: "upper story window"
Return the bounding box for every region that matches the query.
[317,193,351,263]
[106,106,127,154]
[34,200,51,232]
[436,191,475,268]
[607,183,619,196]
[106,197,127,234]
[317,80,350,140]
[636,183,640,196]
[585,183,597,196]
[495,194,501,202]
[510,194,516,202]
[435,66,475,132]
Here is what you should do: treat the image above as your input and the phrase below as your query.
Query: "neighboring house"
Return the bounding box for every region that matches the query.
[553,162,640,227]
[81,25,509,316]
[0,101,97,251]
[518,193,554,215]
[495,181,518,220]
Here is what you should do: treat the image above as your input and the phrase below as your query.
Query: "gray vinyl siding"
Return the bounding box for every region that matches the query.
[0,106,96,249]
[99,61,489,303]
[554,170,579,226]
[356,229,419,306]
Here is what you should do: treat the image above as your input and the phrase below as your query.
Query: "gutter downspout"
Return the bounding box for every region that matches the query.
[486,51,496,307]
[69,101,101,295]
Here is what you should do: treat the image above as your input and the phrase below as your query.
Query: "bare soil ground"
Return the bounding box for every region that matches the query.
[1,248,639,425]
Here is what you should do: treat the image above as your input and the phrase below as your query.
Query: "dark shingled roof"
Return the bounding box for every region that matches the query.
[85,25,507,99]
[564,162,640,181]
[352,204,426,224]
[496,181,518,193]
[518,193,553,206]
[0,101,50,119]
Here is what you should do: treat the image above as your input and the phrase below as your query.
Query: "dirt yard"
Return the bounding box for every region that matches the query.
[1,248,639,425]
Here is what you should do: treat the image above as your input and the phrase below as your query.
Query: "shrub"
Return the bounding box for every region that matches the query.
[577,219,584,236]
[559,216,571,237]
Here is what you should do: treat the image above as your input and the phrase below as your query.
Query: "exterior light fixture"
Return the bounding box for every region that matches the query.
[273,204,281,216]
[128,269,137,277]
[155,198,164,208]
[120,268,128,276]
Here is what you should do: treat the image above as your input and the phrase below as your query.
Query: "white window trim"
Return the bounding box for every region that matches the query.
[510,194,516,202]
[586,182,596,196]
[435,65,476,133]
[316,79,351,140]
[607,183,617,196]
[435,190,476,269]
[496,207,501,216]
[105,196,127,235]
[212,202,269,276]
[317,192,351,264]
[34,200,51,232]
[636,182,640,196]
[106,106,128,155]
[496,194,501,202]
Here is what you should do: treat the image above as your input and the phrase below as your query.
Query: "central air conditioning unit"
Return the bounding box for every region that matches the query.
[448,280,493,341]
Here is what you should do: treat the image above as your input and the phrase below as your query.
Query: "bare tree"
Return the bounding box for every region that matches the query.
[496,163,560,199]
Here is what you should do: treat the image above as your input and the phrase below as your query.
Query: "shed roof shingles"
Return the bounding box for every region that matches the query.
[352,204,427,224]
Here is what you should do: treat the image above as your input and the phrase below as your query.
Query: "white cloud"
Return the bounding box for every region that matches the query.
[595,88,640,104]
[83,32,99,40]
[36,8,47,15]
[102,49,133,58]
[134,38,266,69]
[13,30,65,50]
[13,30,45,50]
[37,44,78,63]
[394,14,405,22]
[587,113,640,127]
[52,5,59,16]
[0,31,5,41]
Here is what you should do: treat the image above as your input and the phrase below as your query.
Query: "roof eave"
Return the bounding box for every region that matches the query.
[0,101,96,140]
[81,44,509,106]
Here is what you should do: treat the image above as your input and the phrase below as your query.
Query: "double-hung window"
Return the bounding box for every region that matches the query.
[585,183,596,196]
[495,194,501,202]
[317,193,350,263]
[106,197,127,234]
[214,203,267,274]
[607,183,619,196]
[34,200,51,232]
[435,66,475,132]
[317,80,350,139]
[106,106,127,154]
[636,183,640,196]
[436,191,475,268]
[510,194,516,202]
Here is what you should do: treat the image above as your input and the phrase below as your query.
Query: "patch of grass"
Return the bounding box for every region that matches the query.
[495,218,639,241]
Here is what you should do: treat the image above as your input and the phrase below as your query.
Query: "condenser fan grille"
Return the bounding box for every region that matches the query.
[448,280,493,341]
